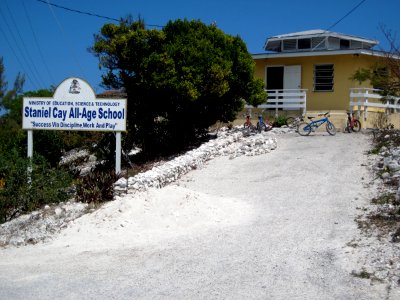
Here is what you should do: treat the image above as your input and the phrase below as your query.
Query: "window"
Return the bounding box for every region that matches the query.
[340,39,350,49]
[351,40,362,49]
[312,37,326,50]
[283,39,297,51]
[314,64,334,91]
[327,37,340,50]
[298,38,311,50]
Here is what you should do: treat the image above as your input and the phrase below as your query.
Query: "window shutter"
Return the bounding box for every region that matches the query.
[314,64,334,91]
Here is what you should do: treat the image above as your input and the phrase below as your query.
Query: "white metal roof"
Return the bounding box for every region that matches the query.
[267,29,378,44]
[269,29,326,38]
[264,29,379,51]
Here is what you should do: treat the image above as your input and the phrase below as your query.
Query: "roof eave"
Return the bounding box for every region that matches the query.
[252,49,392,60]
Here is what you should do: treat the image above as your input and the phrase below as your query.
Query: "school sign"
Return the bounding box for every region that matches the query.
[23,77,126,131]
[22,77,127,173]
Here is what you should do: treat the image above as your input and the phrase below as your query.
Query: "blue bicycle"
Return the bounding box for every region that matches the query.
[256,114,273,133]
[297,112,336,136]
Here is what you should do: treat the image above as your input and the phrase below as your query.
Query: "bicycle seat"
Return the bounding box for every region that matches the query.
[318,112,330,117]
[307,116,315,120]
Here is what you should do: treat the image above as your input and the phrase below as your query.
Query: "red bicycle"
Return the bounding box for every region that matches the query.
[244,114,252,128]
[243,114,256,131]
[346,112,361,133]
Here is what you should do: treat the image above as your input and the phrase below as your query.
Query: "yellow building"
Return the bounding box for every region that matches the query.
[252,30,392,127]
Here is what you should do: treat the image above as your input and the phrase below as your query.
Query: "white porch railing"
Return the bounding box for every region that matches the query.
[350,88,400,120]
[245,89,307,116]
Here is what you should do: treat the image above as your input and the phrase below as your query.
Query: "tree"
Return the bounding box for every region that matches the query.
[0,87,56,160]
[0,64,67,165]
[0,57,7,101]
[91,18,266,155]
[0,60,26,156]
[379,27,400,95]
[351,27,400,97]
[0,63,72,223]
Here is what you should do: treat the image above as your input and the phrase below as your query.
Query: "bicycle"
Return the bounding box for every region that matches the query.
[297,112,336,136]
[286,115,304,131]
[256,113,273,133]
[242,114,258,136]
[243,114,255,130]
[346,112,361,133]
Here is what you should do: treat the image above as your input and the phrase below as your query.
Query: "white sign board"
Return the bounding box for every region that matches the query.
[22,78,127,132]
[22,77,127,174]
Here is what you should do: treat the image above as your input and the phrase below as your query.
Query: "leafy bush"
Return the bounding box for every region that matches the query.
[0,150,72,223]
[0,116,27,157]
[273,115,289,127]
[75,163,121,204]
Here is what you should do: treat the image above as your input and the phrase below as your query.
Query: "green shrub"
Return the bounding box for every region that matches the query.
[75,163,121,204]
[0,150,72,223]
[273,115,289,127]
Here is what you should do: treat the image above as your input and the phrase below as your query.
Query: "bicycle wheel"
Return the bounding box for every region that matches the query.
[256,122,262,133]
[244,122,252,129]
[326,121,336,136]
[265,123,273,132]
[285,117,294,126]
[346,121,351,133]
[352,120,361,132]
[297,122,311,136]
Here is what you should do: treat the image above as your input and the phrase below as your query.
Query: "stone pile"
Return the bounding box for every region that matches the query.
[372,142,400,198]
[114,127,282,193]
[361,134,400,288]
[0,201,90,247]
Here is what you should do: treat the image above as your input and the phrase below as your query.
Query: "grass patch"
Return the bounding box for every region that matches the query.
[351,269,373,279]
[358,206,400,241]
[371,192,398,205]
[351,269,384,283]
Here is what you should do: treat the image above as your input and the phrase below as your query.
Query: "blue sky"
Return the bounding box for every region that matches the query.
[1,0,399,94]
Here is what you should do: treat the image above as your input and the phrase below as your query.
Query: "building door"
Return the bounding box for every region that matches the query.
[266,66,284,90]
[283,65,301,90]
[266,65,302,111]
[266,65,301,90]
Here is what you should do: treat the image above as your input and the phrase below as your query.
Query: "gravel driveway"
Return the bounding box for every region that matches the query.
[0,132,398,299]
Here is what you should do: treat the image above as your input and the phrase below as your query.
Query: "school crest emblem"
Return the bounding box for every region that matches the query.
[69,79,81,94]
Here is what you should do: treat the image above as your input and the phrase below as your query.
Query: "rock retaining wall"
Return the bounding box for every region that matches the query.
[114,127,287,193]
